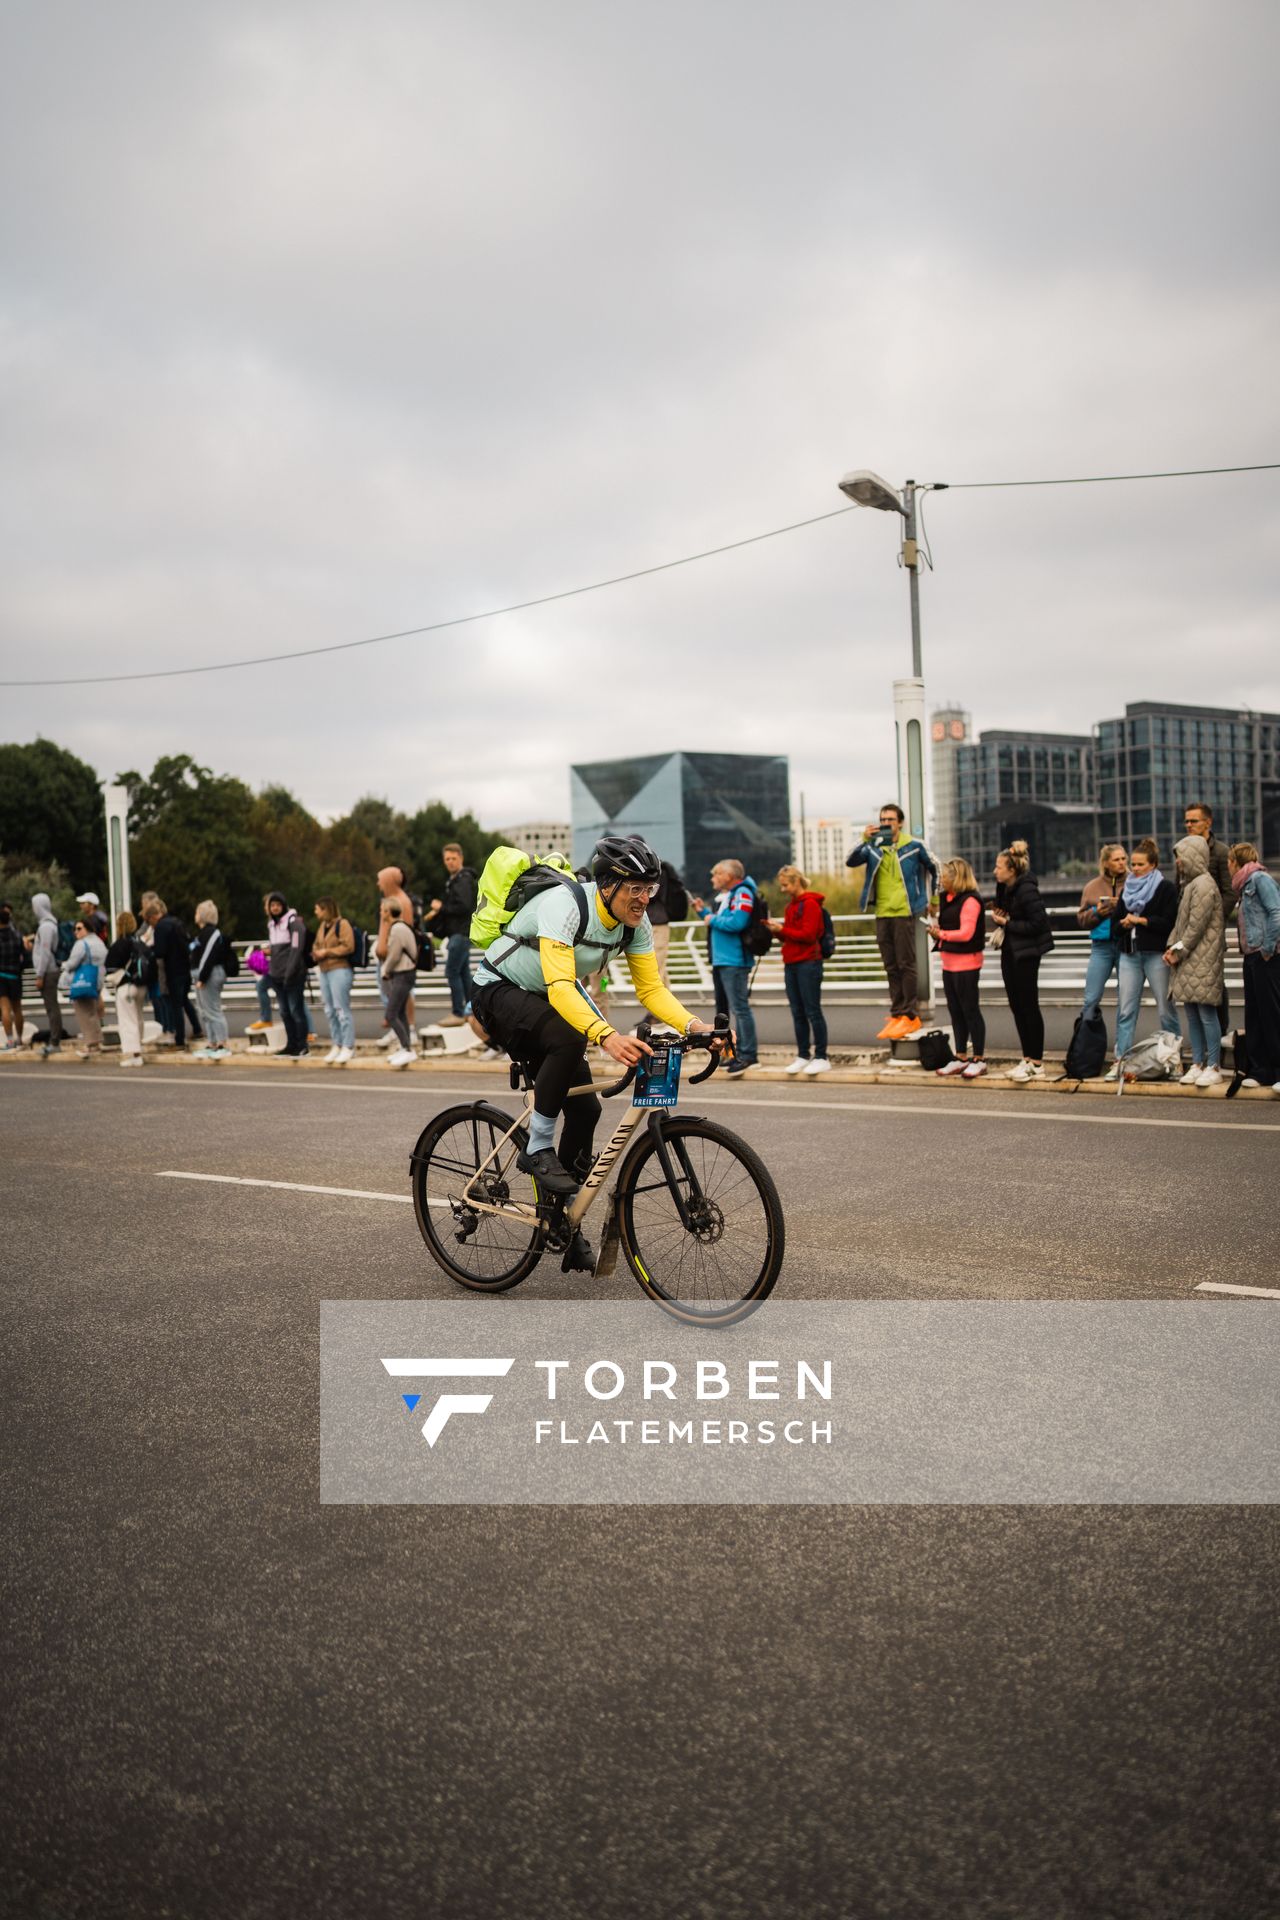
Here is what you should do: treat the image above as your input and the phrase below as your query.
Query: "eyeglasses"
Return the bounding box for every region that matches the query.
[614,880,659,900]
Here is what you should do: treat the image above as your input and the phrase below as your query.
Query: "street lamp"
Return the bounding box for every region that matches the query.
[839,467,936,1007]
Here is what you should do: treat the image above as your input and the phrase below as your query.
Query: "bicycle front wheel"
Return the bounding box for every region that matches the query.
[616,1117,784,1325]
[410,1102,544,1291]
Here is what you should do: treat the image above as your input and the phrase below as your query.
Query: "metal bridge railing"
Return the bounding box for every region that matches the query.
[24,911,1244,1017]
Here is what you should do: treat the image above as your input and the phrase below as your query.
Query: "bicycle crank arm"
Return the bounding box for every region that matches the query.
[593,1198,622,1279]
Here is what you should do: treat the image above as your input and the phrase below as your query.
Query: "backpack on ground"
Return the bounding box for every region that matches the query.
[917,1028,955,1072]
[743,884,773,959]
[1118,1030,1181,1089]
[1065,1009,1107,1080]
[471,847,635,958]
[819,906,837,961]
[54,919,77,965]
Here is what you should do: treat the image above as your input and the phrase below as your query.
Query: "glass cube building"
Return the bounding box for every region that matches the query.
[570,752,791,891]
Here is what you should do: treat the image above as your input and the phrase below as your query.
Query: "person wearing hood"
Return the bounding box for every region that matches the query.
[1108,838,1181,1076]
[766,865,831,1075]
[1164,835,1226,1087]
[264,891,309,1058]
[26,893,66,1054]
[375,865,418,1050]
[1228,841,1280,1090]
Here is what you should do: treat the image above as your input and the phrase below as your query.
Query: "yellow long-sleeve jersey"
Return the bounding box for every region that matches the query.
[538,938,697,1046]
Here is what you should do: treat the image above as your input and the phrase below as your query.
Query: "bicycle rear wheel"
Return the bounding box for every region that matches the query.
[615,1117,784,1325]
[410,1102,544,1291]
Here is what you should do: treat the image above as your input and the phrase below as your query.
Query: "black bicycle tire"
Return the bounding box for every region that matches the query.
[615,1116,785,1325]
[410,1101,544,1291]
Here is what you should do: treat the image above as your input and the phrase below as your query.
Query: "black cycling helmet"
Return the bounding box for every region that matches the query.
[591,834,662,887]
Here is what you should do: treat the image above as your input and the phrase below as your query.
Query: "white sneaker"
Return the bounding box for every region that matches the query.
[935,1058,968,1078]
[785,1056,807,1075]
[804,1057,832,1076]
[1195,1065,1223,1088]
[323,1045,340,1064]
[961,1059,987,1080]
[1240,1078,1260,1089]
[476,1047,502,1063]
[1103,1063,1121,1081]
[377,1030,397,1050]
[1178,1065,1202,1085]
[334,1046,353,1065]
[388,1047,414,1069]
[1008,1060,1044,1083]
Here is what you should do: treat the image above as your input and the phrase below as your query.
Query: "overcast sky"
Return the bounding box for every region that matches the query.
[2,0,1278,832]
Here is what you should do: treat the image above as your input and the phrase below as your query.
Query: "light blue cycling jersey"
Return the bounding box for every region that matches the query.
[473,880,654,997]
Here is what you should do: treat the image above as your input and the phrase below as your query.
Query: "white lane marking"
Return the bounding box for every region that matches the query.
[1194,1282,1280,1299]
[156,1169,447,1207]
[381,1358,516,1376]
[8,1070,1280,1133]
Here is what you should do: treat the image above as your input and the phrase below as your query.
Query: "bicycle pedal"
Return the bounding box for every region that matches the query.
[560,1229,596,1275]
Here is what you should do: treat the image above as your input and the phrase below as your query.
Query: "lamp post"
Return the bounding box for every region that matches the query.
[838,468,935,1010]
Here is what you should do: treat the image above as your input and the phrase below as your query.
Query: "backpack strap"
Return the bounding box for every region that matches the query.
[493,873,634,966]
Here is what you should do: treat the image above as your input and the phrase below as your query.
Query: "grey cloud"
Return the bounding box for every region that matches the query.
[1,1,1278,831]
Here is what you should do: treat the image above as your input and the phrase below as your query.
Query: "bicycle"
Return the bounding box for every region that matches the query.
[408,1016,785,1325]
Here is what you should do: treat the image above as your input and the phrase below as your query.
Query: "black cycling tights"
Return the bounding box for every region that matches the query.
[472,979,601,1176]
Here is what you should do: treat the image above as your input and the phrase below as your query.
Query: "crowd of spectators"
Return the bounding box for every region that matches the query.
[2,808,1277,1091]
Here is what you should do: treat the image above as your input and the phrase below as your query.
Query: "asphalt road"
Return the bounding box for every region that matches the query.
[3,1067,1277,1919]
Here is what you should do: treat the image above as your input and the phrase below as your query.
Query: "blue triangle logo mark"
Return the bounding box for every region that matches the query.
[402,1394,421,1412]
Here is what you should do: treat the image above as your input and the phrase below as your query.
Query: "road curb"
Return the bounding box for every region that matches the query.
[6,1044,1275,1101]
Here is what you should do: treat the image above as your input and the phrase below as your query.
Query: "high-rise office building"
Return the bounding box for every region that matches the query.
[791,817,857,876]
[930,706,971,858]
[953,729,1095,876]
[570,751,791,888]
[1095,701,1280,858]
[493,820,572,863]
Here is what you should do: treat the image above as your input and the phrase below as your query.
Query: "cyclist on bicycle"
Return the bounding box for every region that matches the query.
[469,835,730,1219]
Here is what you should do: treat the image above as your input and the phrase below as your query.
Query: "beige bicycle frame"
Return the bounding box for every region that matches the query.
[460,1082,648,1230]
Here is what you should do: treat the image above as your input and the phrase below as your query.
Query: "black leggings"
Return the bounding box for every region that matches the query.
[472,979,601,1177]
[942,970,986,1057]
[1001,949,1044,1059]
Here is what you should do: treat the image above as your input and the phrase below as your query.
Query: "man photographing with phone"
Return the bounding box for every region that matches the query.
[846,803,939,1041]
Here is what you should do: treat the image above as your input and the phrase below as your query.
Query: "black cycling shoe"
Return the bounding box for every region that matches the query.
[516,1147,579,1196]
[560,1229,596,1275]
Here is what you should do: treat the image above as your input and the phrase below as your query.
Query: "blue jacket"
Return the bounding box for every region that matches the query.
[845,833,939,918]
[698,879,757,968]
[1237,866,1280,958]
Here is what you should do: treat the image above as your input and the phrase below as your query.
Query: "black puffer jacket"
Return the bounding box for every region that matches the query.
[995,871,1055,961]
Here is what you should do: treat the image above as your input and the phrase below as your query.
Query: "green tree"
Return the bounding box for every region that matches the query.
[0,738,106,881]
[119,755,261,933]
[404,802,498,895]
[340,795,411,874]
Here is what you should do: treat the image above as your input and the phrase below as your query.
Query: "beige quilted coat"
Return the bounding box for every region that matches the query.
[1168,836,1225,1005]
